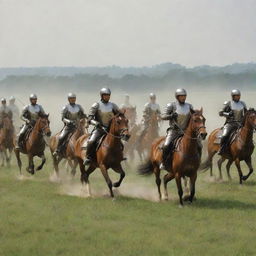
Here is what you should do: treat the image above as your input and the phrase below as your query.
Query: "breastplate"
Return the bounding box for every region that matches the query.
[97,102,115,127]
[175,103,191,130]
[231,101,244,122]
[148,103,159,112]
[28,105,41,120]
[66,104,81,120]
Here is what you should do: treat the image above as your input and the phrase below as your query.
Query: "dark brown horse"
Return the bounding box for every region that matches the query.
[50,119,88,177]
[136,112,160,161]
[0,115,15,167]
[200,108,256,183]
[14,115,51,175]
[138,109,207,206]
[75,113,130,198]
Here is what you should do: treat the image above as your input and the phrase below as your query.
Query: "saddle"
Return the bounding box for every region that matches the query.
[19,125,34,149]
[214,128,239,146]
[159,135,183,153]
[81,134,107,151]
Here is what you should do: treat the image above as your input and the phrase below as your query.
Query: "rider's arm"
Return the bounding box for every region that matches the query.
[61,105,72,125]
[161,103,175,120]
[219,101,232,117]
[39,105,46,116]
[78,105,88,119]
[88,103,100,126]
[20,105,29,123]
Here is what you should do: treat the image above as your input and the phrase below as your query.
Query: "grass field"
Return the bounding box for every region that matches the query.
[0,152,256,256]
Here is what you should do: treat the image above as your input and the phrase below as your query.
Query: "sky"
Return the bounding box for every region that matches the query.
[0,0,256,68]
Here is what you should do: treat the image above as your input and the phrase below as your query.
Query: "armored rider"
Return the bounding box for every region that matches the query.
[53,93,87,156]
[16,94,46,149]
[83,88,120,165]
[160,88,194,170]
[120,94,137,127]
[218,89,247,155]
[0,98,13,127]
[138,93,161,140]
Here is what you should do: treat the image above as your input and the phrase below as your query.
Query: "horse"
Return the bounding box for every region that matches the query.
[200,108,256,183]
[136,112,160,161]
[75,113,130,198]
[138,109,207,206]
[50,119,88,177]
[0,115,15,167]
[14,114,51,175]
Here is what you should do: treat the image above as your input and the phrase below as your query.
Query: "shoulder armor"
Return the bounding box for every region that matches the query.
[223,101,230,106]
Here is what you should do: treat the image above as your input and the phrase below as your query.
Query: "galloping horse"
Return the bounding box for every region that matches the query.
[136,112,160,161]
[14,114,51,175]
[50,119,87,177]
[0,115,15,167]
[138,109,207,206]
[200,108,256,183]
[75,113,130,198]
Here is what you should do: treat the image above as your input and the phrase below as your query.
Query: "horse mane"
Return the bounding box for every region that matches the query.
[242,108,256,126]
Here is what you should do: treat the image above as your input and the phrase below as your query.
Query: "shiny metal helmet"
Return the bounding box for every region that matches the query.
[9,96,15,101]
[149,93,156,99]
[175,88,187,97]
[100,88,111,96]
[1,98,6,102]
[29,94,37,100]
[231,89,241,96]
[67,92,76,99]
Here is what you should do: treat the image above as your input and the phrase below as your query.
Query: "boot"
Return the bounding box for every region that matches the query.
[83,143,94,165]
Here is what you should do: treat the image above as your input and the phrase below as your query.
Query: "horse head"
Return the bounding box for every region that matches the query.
[244,108,256,130]
[109,112,130,141]
[37,114,51,137]
[2,115,13,130]
[190,108,207,140]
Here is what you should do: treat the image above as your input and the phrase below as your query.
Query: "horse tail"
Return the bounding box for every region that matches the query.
[199,156,212,171]
[137,160,154,175]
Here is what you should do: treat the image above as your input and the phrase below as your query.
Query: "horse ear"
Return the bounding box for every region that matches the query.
[200,107,203,114]
[47,113,49,117]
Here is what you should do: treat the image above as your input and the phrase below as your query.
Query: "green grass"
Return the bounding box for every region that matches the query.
[0,153,256,256]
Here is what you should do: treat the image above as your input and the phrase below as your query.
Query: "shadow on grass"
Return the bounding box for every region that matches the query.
[193,197,256,210]
[243,180,256,186]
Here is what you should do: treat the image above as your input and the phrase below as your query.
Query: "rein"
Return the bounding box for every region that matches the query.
[101,127,128,139]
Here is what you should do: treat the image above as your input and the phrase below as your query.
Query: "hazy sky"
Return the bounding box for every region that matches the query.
[0,0,255,67]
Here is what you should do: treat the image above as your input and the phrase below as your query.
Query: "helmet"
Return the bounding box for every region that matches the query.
[100,88,111,96]
[67,92,76,99]
[1,98,6,102]
[149,93,156,99]
[175,88,187,97]
[231,89,241,96]
[29,94,37,100]
[9,96,15,101]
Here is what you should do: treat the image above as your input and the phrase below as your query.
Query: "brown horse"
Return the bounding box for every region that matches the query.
[0,115,15,167]
[200,108,256,183]
[136,112,160,161]
[50,119,88,177]
[75,113,130,198]
[14,115,51,175]
[138,109,207,206]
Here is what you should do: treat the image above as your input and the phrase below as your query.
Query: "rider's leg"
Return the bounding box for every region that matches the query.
[83,129,103,165]
[53,126,70,155]
[160,129,177,170]
[218,123,233,155]
[15,124,28,150]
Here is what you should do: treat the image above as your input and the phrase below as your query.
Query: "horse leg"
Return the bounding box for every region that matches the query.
[243,157,253,181]
[175,173,183,206]
[15,149,22,175]
[70,160,78,177]
[112,164,126,188]
[7,148,12,167]
[53,155,62,177]
[234,158,243,184]
[226,159,233,181]
[99,164,114,198]
[188,173,197,203]
[27,154,35,175]
[36,153,46,171]
[153,166,161,201]
[80,162,96,197]
[163,172,175,201]
[217,157,225,180]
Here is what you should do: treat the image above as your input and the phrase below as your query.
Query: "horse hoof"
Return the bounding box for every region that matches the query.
[178,204,184,208]
[242,176,248,181]
[113,182,120,188]
[112,197,116,202]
